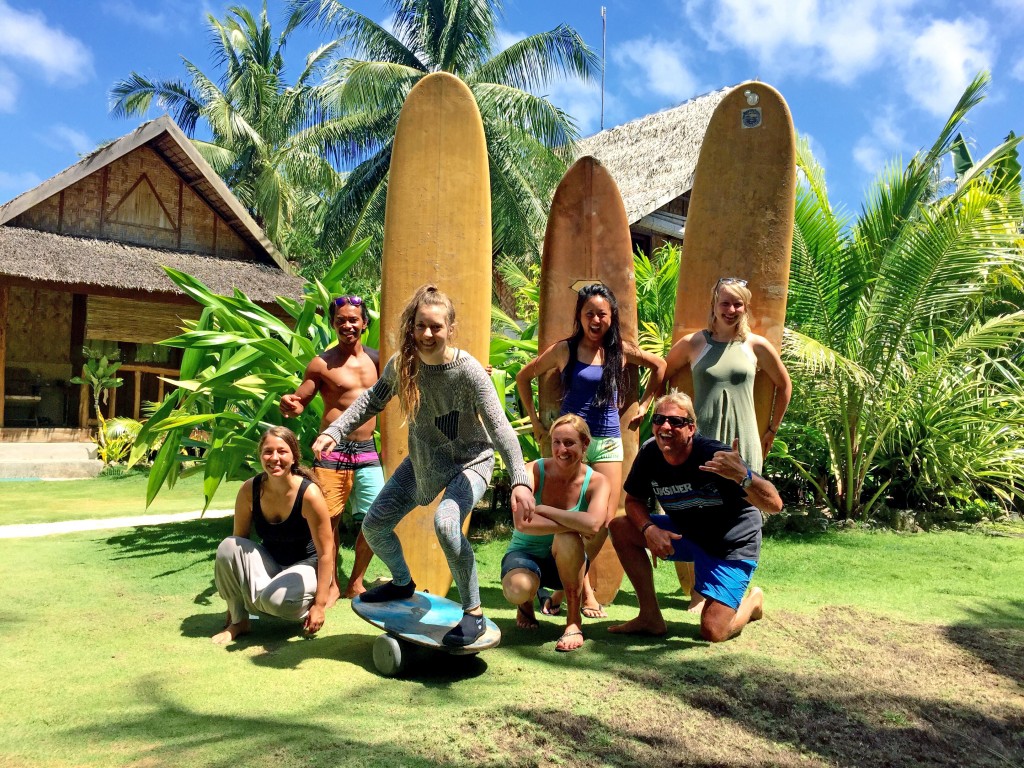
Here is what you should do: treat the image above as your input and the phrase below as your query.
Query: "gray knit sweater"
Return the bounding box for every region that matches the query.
[320,351,531,505]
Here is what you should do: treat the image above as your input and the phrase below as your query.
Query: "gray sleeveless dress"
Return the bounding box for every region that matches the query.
[691,330,762,473]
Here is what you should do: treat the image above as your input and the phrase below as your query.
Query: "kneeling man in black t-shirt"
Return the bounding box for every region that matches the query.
[609,391,783,642]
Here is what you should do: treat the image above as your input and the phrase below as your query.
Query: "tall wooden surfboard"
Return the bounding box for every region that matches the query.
[670,81,796,440]
[538,156,637,605]
[379,72,492,599]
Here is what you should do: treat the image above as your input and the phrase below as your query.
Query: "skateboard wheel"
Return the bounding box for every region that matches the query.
[372,634,406,676]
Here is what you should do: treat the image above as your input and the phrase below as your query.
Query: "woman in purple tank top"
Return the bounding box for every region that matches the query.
[516,284,666,617]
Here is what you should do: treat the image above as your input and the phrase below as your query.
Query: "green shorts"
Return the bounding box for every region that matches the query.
[586,436,623,463]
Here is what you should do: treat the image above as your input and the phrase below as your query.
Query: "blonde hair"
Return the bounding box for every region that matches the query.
[549,413,592,447]
[396,284,456,420]
[707,279,752,340]
[654,391,695,421]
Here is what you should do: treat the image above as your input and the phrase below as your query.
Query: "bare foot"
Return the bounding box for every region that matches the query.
[748,587,764,622]
[344,579,366,599]
[556,624,584,652]
[211,618,251,645]
[325,580,342,609]
[687,592,706,614]
[516,602,539,630]
[608,615,668,636]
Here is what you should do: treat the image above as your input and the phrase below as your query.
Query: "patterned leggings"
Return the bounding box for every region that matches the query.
[362,461,488,611]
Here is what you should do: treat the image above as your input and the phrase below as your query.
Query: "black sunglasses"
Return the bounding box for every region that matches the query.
[652,414,694,428]
[333,295,364,307]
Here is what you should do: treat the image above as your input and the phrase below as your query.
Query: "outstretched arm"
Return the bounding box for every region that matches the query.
[280,357,323,418]
[515,341,567,443]
[312,358,396,454]
[625,346,667,428]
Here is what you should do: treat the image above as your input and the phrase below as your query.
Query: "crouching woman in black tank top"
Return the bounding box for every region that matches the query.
[212,426,334,644]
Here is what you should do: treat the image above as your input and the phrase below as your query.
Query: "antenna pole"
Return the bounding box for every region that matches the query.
[600,6,607,130]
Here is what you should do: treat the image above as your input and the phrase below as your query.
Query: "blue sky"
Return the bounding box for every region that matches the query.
[0,0,1022,216]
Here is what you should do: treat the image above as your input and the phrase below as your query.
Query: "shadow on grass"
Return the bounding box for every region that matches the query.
[104,516,230,563]
[487,653,1022,768]
[63,677,459,768]
[945,598,1024,686]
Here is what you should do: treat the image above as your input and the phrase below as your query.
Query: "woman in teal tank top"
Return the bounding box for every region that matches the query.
[500,415,609,652]
[664,277,791,610]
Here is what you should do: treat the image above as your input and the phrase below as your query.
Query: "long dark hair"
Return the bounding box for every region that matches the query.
[560,284,625,408]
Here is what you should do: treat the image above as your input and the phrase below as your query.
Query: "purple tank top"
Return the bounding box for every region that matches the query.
[560,361,620,438]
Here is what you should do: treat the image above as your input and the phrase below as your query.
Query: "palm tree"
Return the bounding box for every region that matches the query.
[109,3,348,255]
[291,0,598,264]
[780,72,1024,520]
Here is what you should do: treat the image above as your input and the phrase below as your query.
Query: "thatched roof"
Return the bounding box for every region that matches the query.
[0,115,288,271]
[575,86,731,224]
[0,226,303,303]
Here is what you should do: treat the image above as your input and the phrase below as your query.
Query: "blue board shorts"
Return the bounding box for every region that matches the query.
[500,549,589,591]
[649,514,758,610]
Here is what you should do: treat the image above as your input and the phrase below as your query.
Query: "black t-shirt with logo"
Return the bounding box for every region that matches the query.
[623,435,761,561]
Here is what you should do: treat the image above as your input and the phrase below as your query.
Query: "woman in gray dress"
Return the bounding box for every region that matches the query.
[663,277,791,610]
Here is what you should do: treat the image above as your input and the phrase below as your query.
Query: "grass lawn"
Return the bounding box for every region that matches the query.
[0,472,243,525]
[1,520,1022,767]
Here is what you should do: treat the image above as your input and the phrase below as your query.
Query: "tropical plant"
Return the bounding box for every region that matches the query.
[97,417,144,466]
[779,71,1024,521]
[128,240,374,509]
[109,3,346,256]
[70,347,124,453]
[290,0,598,264]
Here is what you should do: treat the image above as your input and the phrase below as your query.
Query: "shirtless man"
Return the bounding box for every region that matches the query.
[280,295,382,604]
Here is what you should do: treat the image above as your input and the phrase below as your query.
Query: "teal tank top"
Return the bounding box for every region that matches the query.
[506,461,592,557]
[692,330,762,473]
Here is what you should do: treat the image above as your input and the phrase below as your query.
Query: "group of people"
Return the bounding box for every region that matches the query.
[212,276,791,653]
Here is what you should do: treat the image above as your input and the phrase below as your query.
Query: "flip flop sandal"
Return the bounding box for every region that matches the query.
[555,630,584,652]
[537,588,562,616]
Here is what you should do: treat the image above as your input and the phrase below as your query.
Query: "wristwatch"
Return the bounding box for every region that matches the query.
[740,465,753,489]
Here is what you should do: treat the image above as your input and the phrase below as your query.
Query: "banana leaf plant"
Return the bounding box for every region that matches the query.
[128,239,374,510]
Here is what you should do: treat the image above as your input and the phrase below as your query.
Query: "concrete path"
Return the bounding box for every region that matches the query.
[0,508,234,539]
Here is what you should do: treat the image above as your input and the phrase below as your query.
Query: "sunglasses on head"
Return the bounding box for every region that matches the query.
[333,295,364,308]
[716,277,748,289]
[652,413,694,428]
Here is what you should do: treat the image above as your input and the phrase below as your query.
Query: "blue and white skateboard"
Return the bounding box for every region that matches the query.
[352,591,501,676]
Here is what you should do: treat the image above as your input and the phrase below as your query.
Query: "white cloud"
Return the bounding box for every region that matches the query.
[1012,55,1024,81]
[0,64,17,112]
[547,76,603,135]
[494,28,526,53]
[0,1,93,83]
[44,125,94,157]
[683,0,915,84]
[902,18,991,117]
[612,37,701,102]
[102,0,173,33]
[852,109,909,174]
[0,169,42,193]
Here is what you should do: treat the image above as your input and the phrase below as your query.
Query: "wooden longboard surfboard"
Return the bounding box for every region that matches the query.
[538,156,638,605]
[670,82,795,588]
[379,72,492,599]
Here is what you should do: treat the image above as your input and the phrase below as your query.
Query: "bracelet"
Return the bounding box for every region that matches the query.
[640,521,656,535]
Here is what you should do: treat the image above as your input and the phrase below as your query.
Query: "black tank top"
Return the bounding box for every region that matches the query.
[251,475,315,566]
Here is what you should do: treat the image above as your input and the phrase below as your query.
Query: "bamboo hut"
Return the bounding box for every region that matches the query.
[0,116,303,439]
[575,86,730,255]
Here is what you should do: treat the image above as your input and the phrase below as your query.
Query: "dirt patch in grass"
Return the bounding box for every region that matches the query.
[459,607,1023,767]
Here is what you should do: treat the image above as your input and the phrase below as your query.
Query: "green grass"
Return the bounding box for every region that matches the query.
[1,521,1022,767]
[0,472,243,525]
